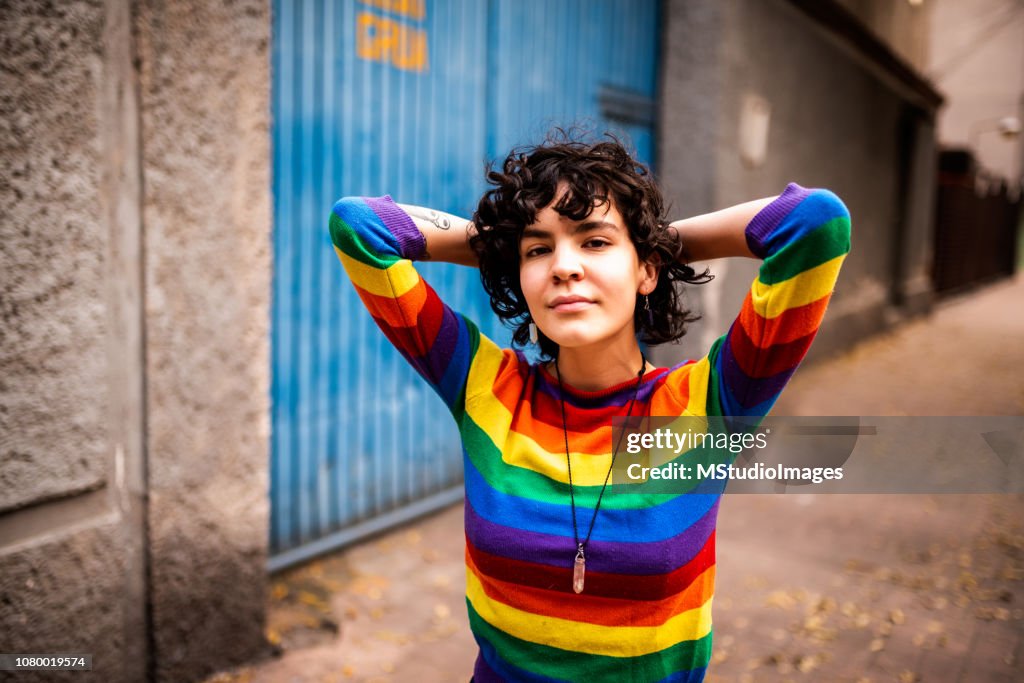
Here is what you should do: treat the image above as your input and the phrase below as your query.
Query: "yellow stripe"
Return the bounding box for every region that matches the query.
[501,431,615,485]
[464,346,516,448]
[752,254,844,319]
[465,337,508,408]
[684,358,711,416]
[461,341,523,452]
[335,246,421,298]
[466,359,636,485]
[495,414,716,483]
[466,570,713,657]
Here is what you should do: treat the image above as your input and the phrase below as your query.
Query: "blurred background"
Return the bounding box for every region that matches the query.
[1,0,1022,681]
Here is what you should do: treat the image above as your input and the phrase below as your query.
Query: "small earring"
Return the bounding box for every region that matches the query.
[528,321,539,344]
[643,295,653,327]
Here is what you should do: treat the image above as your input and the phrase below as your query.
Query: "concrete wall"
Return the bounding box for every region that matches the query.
[656,0,939,372]
[134,0,272,679]
[0,0,272,680]
[655,0,726,364]
[0,1,148,681]
[835,0,932,73]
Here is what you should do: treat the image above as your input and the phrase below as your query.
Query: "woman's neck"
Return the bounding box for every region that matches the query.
[552,343,652,392]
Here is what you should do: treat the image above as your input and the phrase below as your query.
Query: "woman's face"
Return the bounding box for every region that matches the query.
[518,186,658,354]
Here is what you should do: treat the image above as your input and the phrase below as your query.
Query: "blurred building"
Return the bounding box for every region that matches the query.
[925,0,1024,294]
[927,0,1024,187]
[0,1,966,681]
[658,0,941,367]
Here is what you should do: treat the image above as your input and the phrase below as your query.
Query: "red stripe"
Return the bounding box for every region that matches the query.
[355,281,445,359]
[736,294,831,347]
[354,279,426,328]
[728,323,815,378]
[510,409,616,454]
[467,549,715,626]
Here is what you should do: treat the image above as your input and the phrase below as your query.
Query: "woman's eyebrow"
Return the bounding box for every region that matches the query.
[521,221,621,239]
[575,220,622,234]
[521,227,551,239]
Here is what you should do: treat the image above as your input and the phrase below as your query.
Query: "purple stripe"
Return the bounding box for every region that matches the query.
[472,652,505,683]
[421,304,460,379]
[464,497,719,575]
[365,195,426,260]
[745,183,811,259]
[718,332,793,408]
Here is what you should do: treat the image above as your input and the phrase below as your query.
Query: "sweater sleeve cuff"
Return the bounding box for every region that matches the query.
[365,195,427,261]
[744,182,812,260]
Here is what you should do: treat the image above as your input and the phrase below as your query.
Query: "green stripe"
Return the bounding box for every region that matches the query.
[468,599,712,681]
[328,211,402,270]
[704,335,726,418]
[758,216,851,285]
[460,416,710,509]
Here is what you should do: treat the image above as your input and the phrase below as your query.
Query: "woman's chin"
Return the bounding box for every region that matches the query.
[542,330,604,351]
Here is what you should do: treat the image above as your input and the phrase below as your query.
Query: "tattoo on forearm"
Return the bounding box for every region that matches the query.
[397,203,475,263]
[401,204,456,231]
[425,209,451,230]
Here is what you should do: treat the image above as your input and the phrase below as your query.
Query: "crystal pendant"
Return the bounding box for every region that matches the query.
[573,546,586,594]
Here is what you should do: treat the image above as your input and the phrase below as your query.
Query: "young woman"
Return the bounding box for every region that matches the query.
[328,136,851,682]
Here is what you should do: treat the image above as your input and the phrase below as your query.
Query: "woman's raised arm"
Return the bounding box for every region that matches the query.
[668,195,778,263]
[397,203,479,267]
[399,194,780,268]
[328,196,494,417]
[670,183,852,419]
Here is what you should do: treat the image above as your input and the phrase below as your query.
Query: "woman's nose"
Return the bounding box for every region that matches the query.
[550,245,583,281]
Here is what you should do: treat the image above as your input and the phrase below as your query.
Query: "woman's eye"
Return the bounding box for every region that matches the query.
[584,238,610,248]
[524,245,549,258]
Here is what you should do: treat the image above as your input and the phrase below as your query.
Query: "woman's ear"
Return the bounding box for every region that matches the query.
[639,260,659,295]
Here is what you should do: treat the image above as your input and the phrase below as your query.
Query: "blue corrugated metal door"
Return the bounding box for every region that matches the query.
[270,0,661,571]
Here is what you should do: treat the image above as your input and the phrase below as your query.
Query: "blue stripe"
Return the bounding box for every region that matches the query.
[463,453,719,543]
[330,198,401,257]
[657,666,708,682]
[757,190,850,263]
[437,313,475,408]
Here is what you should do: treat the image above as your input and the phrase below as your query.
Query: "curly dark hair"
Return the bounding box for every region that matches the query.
[470,131,713,359]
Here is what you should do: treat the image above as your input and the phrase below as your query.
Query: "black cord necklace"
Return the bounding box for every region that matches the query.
[555,351,647,594]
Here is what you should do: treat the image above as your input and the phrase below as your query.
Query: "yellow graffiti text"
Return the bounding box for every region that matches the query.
[356,12,429,72]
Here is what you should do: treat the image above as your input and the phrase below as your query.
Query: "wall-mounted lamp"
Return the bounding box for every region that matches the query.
[968,116,1021,150]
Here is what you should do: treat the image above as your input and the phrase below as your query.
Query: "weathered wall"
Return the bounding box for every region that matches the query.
[0,0,148,681]
[2,0,109,516]
[656,0,938,371]
[133,0,272,680]
[656,0,726,363]
[1,0,273,680]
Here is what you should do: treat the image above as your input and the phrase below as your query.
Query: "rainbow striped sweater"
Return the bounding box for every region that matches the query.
[329,183,851,682]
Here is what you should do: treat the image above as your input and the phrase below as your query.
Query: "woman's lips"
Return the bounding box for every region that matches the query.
[549,299,594,313]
